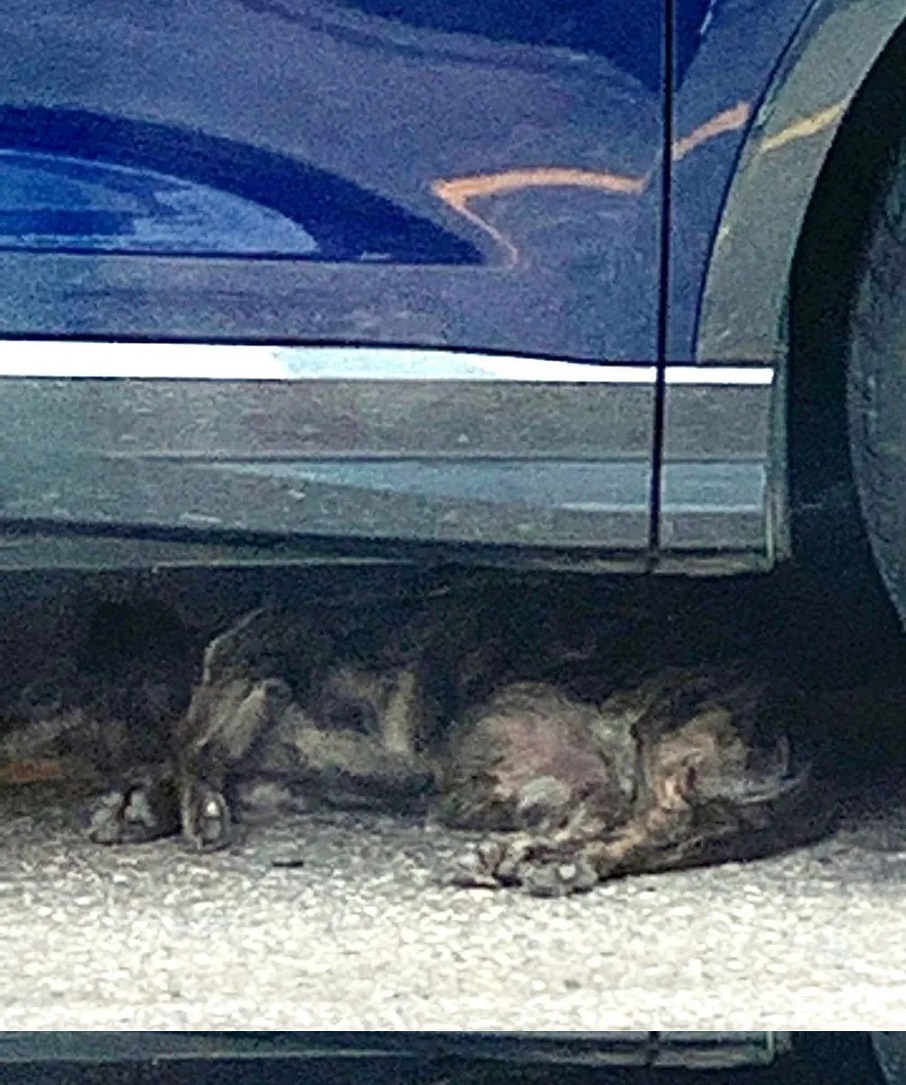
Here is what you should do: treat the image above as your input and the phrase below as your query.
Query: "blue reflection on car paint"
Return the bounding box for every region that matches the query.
[0,150,322,255]
[0,109,485,265]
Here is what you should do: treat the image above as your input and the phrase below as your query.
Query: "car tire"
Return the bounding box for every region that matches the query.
[847,113,906,628]
[872,1034,906,1085]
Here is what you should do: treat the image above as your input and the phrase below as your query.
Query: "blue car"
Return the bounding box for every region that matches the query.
[2,0,906,618]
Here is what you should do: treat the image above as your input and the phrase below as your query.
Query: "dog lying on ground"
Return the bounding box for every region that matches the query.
[80,583,608,848]
[0,582,817,895]
[19,582,811,896]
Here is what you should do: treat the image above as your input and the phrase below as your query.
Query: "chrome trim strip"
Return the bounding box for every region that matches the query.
[0,342,774,384]
[665,366,772,385]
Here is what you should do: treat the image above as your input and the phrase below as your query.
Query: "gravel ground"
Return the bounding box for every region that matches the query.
[2,776,906,1030]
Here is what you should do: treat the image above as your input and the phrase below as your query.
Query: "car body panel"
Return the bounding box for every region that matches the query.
[0,0,903,569]
[0,0,671,567]
[668,0,815,364]
[675,0,906,564]
[0,0,665,361]
[0,345,772,569]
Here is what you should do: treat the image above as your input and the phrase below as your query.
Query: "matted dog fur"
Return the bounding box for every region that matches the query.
[1,583,818,895]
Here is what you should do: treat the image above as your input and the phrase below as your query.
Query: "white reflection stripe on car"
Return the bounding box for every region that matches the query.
[0,341,774,385]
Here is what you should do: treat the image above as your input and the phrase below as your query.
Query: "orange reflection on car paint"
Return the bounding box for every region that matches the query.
[432,167,647,266]
[432,103,752,265]
[432,96,855,265]
[673,102,751,161]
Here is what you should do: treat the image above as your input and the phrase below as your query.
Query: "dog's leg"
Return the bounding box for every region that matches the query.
[74,596,195,846]
[77,693,184,847]
[177,675,292,850]
[171,603,330,849]
[446,800,608,896]
[86,668,287,850]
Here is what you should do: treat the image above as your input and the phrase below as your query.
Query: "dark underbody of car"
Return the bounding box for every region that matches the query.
[0,1032,899,1085]
[0,1033,797,1070]
[1,1032,903,1084]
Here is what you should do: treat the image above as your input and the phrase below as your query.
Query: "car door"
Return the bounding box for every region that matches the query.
[0,0,667,561]
[659,0,822,567]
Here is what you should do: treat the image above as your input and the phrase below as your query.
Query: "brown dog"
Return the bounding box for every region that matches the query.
[67,589,814,895]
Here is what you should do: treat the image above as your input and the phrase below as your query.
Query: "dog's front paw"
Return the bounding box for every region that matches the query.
[181,780,234,851]
[446,836,599,896]
[515,853,598,896]
[86,778,180,845]
[444,839,514,889]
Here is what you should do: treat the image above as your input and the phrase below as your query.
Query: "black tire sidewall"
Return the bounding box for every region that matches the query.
[847,127,906,623]
[872,1034,906,1085]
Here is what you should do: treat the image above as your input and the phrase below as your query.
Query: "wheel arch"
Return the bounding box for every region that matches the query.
[694,0,906,568]
[695,0,906,367]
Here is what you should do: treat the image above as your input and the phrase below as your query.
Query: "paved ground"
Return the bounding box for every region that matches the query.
[2,766,906,1029]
